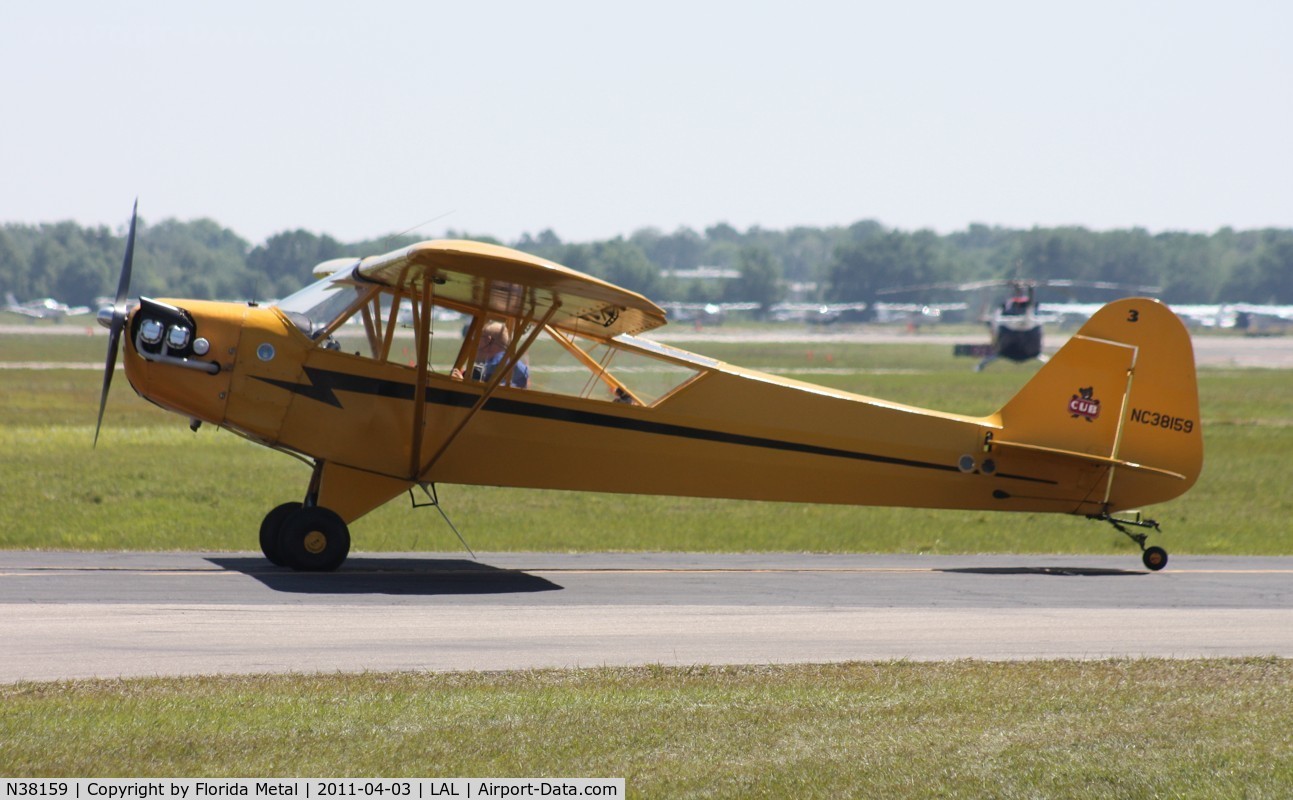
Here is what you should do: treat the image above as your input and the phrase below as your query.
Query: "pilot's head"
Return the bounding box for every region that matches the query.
[480,320,511,357]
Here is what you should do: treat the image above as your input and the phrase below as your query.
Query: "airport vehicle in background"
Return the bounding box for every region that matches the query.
[5,292,90,321]
[96,205,1203,572]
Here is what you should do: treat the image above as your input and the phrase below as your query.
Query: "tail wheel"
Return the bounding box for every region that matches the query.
[1142,546,1168,572]
[259,502,303,566]
[277,506,350,572]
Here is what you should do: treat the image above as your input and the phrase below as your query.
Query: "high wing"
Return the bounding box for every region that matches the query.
[328,239,667,339]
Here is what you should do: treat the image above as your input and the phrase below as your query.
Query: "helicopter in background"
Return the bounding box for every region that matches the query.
[879,279,1162,371]
[974,280,1045,371]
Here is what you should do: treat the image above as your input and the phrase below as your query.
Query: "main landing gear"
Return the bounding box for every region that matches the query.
[1091,512,1168,571]
[259,501,351,571]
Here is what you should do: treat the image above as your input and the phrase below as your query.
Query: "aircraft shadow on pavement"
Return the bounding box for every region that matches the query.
[937,566,1145,577]
[206,556,563,596]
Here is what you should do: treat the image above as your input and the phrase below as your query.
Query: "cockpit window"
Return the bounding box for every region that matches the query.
[521,326,702,406]
[274,267,364,340]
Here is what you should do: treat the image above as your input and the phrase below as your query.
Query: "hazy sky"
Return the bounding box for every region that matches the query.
[4,1,1291,245]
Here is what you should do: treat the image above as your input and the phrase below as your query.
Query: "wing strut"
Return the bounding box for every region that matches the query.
[411,483,476,560]
[408,278,436,478]
[415,302,561,479]
[545,324,642,404]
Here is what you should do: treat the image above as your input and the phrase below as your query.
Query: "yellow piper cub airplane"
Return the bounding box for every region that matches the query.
[95,205,1203,572]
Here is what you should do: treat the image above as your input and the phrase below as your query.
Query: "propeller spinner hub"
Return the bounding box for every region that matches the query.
[96,304,118,330]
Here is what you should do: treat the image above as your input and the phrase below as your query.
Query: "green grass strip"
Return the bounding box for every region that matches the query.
[3,660,1291,797]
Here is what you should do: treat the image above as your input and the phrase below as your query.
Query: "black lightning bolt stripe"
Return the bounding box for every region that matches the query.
[255,367,419,408]
[252,366,1057,483]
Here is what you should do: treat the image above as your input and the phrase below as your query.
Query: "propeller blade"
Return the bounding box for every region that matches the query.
[93,322,122,448]
[94,200,138,448]
[115,198,137,308]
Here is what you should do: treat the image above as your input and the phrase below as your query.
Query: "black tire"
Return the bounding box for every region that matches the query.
[277,506,350,572]
[1142,546,1168,572]
[259,502,303,567]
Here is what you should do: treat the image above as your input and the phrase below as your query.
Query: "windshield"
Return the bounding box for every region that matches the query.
[274,266,363,339]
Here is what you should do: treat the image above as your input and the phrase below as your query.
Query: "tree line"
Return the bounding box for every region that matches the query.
[2,216,1291,314]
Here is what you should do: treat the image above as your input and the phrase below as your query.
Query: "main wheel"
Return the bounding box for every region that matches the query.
[277,506,350,572]
[1142,546,1168,571]
[259,502,303,566]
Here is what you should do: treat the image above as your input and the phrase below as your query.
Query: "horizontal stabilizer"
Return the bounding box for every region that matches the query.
[991,438,1187,481]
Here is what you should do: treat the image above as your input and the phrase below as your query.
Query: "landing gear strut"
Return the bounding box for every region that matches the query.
[1091,512,1168,571]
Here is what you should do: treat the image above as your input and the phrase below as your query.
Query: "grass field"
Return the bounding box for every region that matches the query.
[3,660,1291,796]
[0,331,1288,556]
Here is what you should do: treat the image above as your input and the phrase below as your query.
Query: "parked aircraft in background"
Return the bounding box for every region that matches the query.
[1171,303,1293,335]
[5,293,90,321]
[770,302,871,325]
[1234,305,1293,335]
[660,301,759,326]
[870,301,967,327]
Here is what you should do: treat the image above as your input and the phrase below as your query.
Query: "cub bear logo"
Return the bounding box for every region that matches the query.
[1068,387,1100,422]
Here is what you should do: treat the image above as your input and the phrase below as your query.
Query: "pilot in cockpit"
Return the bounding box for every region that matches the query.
[452,320,530,388]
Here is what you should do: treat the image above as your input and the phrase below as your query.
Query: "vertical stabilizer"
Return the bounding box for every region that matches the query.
[995,298,1202,513]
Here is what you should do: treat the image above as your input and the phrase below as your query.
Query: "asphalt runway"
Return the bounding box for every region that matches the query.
[2,551,1291,683]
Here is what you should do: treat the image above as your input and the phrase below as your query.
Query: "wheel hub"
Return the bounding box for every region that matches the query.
[303,530,327,554]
